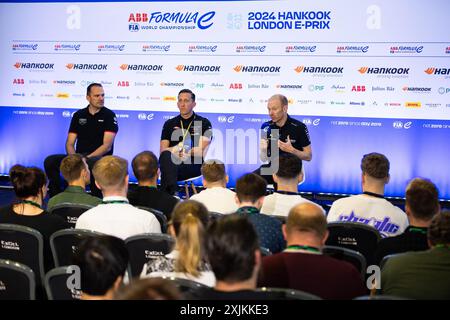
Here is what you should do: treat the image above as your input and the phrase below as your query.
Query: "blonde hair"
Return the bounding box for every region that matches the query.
[92,156,128,190]
[170,201,209,277]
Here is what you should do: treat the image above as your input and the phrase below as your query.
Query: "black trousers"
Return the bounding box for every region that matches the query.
[43,154,102,198]
[159,150,202,195]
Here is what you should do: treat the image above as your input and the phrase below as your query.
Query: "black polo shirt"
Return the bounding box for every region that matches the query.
[69,106,118,155]
[161,112,212,150]
[261,114,311,158]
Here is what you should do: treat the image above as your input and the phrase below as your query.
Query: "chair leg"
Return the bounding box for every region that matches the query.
[191,182,198,194]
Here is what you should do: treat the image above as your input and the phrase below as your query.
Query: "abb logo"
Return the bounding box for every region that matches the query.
[128,13,148,22]
[117,81,129,87]
[13,79,24,85]
[351,85,366,92]
[229,83,243,89]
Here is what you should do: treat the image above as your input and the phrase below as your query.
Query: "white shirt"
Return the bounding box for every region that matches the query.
[189,187,238,214]
[327,194,409,238]
[261,192,321,216]
[75,196,161,239]
[140,250,216,287]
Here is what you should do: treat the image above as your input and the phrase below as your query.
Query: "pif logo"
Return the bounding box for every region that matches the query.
[13,79,24,84]
[117,81,129,87]
[229,83,243,89]
[128,13,148,22]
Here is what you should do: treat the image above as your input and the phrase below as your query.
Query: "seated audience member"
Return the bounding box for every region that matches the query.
[47,154,102,211]
[72,235,129,300]
[261,154,320,216]
[141,200,215,287]
[75,156,161,239]
[259,203,367,299]
[380,211,450,299]
[194,214,284,299]
[0,165,68,271]
[235,173,285,253]
[128,151,179,220]
[114,278,181,300]
[327,152,408,237]
[189,159,238,214]
[375,178,440,264]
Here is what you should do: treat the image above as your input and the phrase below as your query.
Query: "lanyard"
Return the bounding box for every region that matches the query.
[22,200,42,209]
[180,117,194,146]
[408,227,427,235]
[102,200,129,204]
[363,191,384,199]
[286,245,321,253]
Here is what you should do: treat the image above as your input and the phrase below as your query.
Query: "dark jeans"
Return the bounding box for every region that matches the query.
[159,150,202,195]
[43,154,102,198]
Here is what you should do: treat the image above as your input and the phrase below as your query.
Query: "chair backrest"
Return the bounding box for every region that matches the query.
[326,222,381,265]
[257,287,322,300]
[0,224,44,284]
[50,228,104,267]
[322,245,367,279]
[260,246,272,257]
[45,266,82,300]
[49,203,94,227]
[125,233,175,279]
[161,276,209,297]
[0,259,35,300]
[136,206,168,233]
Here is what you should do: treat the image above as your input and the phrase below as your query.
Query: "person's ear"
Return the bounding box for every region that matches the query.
[273,174,279,184]
[321,230,329,246]
[282,224,288,241]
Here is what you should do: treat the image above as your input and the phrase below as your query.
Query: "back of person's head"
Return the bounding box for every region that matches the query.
[60,154,88,184]
[170,200,209,276]
[235,173,267,203]
[205,214,259,283]
[275,154,302,180]
[178,88,195,101]
[9,164,47,199]
[360,152,390,180]
[114,278,181,300]
[131,151,158,182]
[286,203,328,239]
[92,155,128,190]
[72,235,129,297]
[406,178,440,221]
[201,159,226,183]
[428,211,450,247]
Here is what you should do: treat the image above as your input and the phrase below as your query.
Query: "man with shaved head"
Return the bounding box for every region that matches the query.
[255,94,312,187]
[259,202,366,299]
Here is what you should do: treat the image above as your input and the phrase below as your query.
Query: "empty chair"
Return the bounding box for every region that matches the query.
[45,266,82,300]
[50,228,104,267]
[125,233,175,279]
[0,259,35,300]
[136,206,168,233]
[0,224,44,284]
[49,203,94,227]
[322,245,367,279]
[257,287,322,300]
[326,222,381,265]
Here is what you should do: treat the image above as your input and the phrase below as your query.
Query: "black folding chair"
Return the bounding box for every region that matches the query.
[50,228,104,267]
[136,206,168,233]
[322,245,367,280]
[161,276,209,297]
[45,266,82,300]
[125,233,175,279]
[257,287,322,300]
[0,224,44,285]
[0,259,35,300]
[326,222,381,265]
[49,203,94,227]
